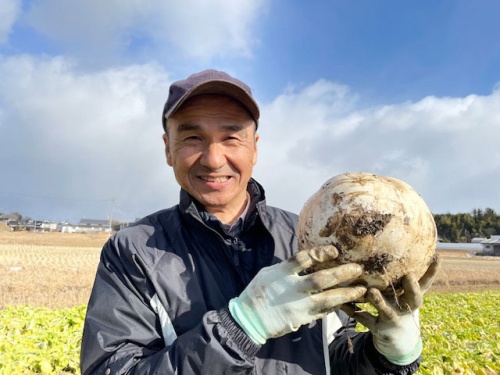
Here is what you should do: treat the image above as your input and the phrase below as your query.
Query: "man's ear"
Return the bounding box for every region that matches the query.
[162,133,173,166]
[253,133,259,165]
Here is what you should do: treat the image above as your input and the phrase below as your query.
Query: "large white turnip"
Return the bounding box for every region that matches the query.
[298,172,437,296]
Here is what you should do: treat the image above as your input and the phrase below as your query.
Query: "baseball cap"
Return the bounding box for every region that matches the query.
[162,69,260,131]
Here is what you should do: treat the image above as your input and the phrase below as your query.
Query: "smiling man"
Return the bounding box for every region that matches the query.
[80,69,439,375]
[164,94,258,224]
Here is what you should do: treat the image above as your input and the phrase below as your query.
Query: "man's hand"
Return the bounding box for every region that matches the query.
[341,255,442,365]
[229,245,367,344]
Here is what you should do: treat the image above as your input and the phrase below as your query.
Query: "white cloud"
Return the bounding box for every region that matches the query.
[0,55,179,222]
[24,0,149,61]
[1,57,499,222]
[156,0,266,60]
[256,81,500,215]
[24,0,266,62]
[0,0,21,45]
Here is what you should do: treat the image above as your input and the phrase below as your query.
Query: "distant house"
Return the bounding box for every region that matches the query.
[60,223,77,233]
[40,221,58,232]
[5,220,21,231]
[481,235,500,256]
[75,219,111,233]
[24,220,44,232]
[2,218,48,232]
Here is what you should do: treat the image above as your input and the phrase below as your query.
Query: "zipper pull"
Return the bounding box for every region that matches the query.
[231,238,241,266]
[232,251,240,266]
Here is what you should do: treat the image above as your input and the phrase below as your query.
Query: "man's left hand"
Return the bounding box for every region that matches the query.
[341,255,442,365]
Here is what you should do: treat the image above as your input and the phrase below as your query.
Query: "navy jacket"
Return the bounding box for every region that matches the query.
[80,179,420,374]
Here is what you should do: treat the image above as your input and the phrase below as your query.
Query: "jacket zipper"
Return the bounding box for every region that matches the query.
[192,216,246,289]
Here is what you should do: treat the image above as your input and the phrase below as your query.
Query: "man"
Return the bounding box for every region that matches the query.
[80,69,440,374]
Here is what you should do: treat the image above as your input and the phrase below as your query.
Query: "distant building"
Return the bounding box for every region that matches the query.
[75,219,111,233]
[1,214,116,233]
[5,220,21,231]
[436,242,483,253]
[59,222,76,233]
[435,236,500,256]
[481,235,500,256]
[40,221,58,232]
[471,237,487,243]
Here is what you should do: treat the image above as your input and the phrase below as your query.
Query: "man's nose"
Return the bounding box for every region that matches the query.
[200,142,226,169]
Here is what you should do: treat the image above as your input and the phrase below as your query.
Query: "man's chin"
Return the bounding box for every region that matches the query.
[191,189,228,205]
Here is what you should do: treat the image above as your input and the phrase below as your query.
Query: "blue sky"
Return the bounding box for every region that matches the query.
[1,0,500,223]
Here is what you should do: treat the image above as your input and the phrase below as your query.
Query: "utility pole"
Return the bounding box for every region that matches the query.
[108,197,115,235]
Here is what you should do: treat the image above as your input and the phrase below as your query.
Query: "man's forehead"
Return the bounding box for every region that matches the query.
[166,94,256,133]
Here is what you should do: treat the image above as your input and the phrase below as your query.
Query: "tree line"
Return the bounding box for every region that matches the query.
[434,208,500,243]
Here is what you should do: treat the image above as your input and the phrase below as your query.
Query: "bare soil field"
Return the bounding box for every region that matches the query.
[0,232,499,308]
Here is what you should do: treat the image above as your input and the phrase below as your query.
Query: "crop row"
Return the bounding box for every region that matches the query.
[0,291,498,374]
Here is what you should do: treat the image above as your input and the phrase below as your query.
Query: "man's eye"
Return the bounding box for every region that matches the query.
[184,136,201,141]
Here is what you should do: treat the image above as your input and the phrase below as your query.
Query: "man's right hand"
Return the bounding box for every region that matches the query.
[228,245,367,344]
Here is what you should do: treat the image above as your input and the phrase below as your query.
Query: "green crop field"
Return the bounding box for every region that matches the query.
[1,234,499,374]
[0,306,85,374]
[418,292,499,374]
[0,292,498,374]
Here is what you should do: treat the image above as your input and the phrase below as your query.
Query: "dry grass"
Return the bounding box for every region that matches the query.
[430,252,500,293]
[0,232,106,308]
[0,232,499,308]
[0,231,110,247]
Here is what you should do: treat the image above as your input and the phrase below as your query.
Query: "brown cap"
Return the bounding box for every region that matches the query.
[162,69,260,131]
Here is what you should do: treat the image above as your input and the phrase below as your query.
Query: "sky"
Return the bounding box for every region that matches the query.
[1,0,500,224]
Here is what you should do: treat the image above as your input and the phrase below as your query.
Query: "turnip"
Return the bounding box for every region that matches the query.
[298,172,437,297]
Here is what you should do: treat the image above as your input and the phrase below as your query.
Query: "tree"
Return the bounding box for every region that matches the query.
[434,208,500,242]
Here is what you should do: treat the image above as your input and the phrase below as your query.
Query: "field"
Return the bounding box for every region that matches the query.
[0,232,499,374]
[0,232,107,308]
[1,232,499,308]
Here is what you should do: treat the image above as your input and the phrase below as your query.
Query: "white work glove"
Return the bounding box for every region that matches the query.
[342,256,441,366]
[229,246,367,345]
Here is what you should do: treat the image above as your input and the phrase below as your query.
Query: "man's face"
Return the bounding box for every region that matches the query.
[163,94,259,221]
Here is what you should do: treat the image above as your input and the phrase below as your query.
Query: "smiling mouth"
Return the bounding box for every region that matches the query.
[199,176,230,183]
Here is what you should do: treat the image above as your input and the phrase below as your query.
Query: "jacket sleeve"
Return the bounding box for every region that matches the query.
[80,238,261,375]
[329,311,421,375]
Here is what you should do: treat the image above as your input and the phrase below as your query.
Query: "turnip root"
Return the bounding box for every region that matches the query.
[298,172,437,297]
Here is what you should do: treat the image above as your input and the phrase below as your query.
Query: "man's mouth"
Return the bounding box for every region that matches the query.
[199,176,230,183]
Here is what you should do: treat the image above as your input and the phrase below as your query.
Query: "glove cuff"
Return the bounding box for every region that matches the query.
[380,338,423,366]
[228,297,268,345]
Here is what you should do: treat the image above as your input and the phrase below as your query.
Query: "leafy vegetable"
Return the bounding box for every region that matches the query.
[0,291,498,374]
[0,305,85,374]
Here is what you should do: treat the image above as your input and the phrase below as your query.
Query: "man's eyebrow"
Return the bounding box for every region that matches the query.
[176,123,201,133]
[220,124,245,132]
[176,123,245,133]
